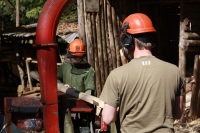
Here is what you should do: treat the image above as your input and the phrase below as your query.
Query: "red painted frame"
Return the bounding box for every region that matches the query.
[35,0,74,132]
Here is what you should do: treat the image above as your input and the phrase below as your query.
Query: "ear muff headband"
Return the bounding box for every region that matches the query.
[120,22,134,49]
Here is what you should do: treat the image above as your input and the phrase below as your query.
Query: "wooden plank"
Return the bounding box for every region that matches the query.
[57,83,104,116]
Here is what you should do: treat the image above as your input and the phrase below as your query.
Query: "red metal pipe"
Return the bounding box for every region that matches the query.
[35,0,74,132]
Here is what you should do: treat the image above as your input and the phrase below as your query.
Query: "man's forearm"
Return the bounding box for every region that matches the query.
[102,104,118,124]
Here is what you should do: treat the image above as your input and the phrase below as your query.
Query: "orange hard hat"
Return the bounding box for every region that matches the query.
[122,13,156,34]
[67,39,85,57]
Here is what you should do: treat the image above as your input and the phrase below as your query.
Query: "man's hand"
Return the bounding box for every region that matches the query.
[64,84,70,87]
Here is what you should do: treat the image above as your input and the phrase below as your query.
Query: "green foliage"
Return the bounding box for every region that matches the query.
[61,1,78,23]
[26,7,43,19]
[0,0,77,29]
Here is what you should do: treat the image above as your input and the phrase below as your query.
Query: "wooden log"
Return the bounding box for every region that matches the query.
[185,40,200,47]
[111,5,121,68]
[100,0,109,79]
[190,55,200,119]
[91,13,96,68]
[179,0,187,115]
[183,32,200,39]
[91,12,102,97]
[179,0,187,78]
[85,13,94,66]
[96,9,105,90]
[16,0,20,27]
[104,0,113,73]
[77,0,86,44]
[21,23,37,28]
[107,0,116,69]
[93,14,102,97]
[179,32,186,78]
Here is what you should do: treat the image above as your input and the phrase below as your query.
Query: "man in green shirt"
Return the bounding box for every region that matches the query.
[99,13,185,133]
[57,39,95,133]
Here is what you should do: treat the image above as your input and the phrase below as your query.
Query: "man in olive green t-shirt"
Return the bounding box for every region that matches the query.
[100,13,185,133]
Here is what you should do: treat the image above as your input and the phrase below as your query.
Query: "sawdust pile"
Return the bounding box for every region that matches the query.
[174,76,200,133]
[174,118,200,133]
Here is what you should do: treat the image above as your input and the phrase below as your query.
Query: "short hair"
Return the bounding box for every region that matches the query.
[134,33,155,49]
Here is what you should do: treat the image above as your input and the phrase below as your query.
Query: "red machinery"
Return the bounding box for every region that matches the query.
[35,0,108,132]
[3,0,107,132]
[35,0,74,132]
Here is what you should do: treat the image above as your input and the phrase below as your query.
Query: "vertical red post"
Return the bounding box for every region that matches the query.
[35,0,74,132]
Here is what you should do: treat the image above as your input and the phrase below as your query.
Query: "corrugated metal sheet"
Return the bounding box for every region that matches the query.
[2,32,36,37]
[2,32,78,43]
[58,33,79,43]
[1,23,79,43]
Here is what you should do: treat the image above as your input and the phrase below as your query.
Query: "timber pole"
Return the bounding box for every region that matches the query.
[179,0,186,120]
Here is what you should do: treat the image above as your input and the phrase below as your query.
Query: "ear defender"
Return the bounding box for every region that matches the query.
[120,22,134,49]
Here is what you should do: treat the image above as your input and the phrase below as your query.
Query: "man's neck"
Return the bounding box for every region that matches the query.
[134,48,152,59]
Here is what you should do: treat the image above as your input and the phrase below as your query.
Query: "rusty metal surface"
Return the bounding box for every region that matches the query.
[5,98,12,133]
[4,97,43,133]
[85,0,99,12]
[9,97,41,107]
